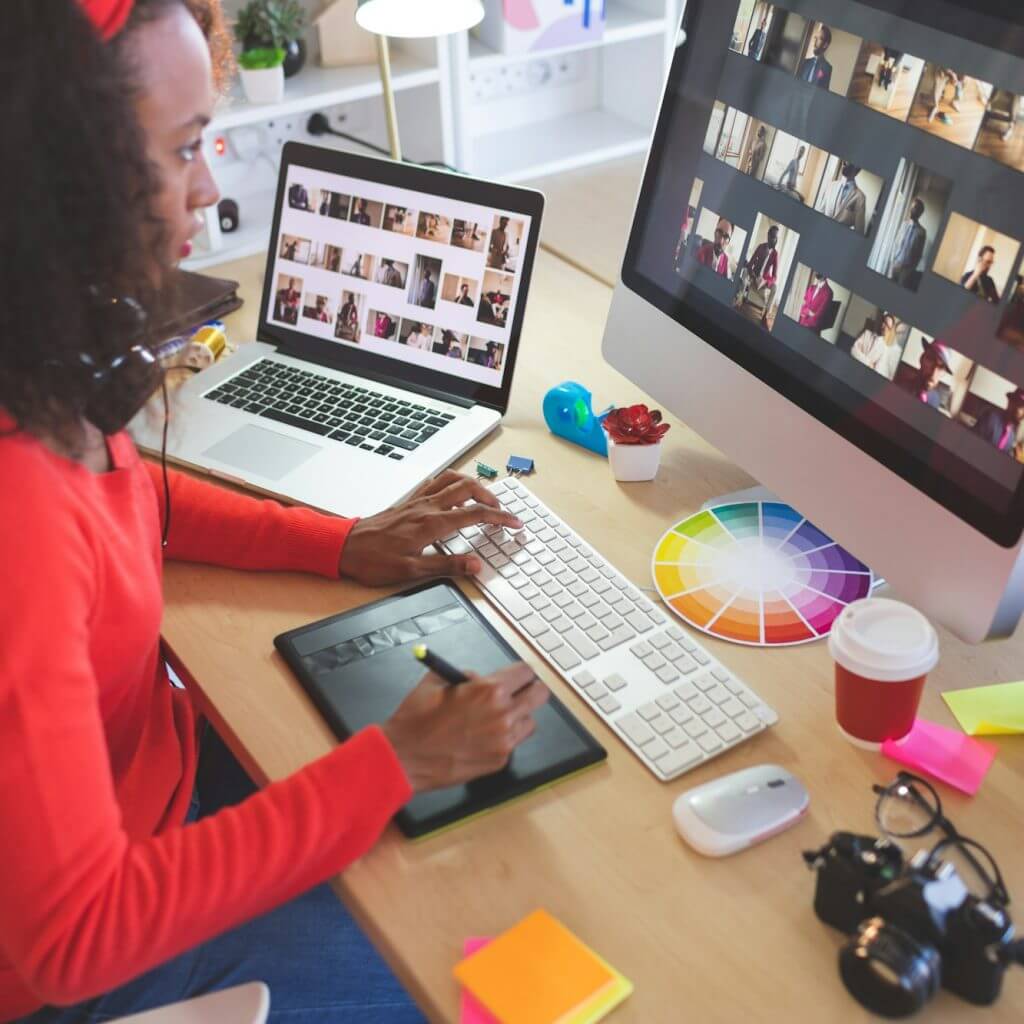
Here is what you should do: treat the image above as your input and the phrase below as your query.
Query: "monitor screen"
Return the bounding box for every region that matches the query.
[623,0,1024,545]
[266,161,533,392]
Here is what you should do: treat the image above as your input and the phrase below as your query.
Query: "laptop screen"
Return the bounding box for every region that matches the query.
[266,161,534,392]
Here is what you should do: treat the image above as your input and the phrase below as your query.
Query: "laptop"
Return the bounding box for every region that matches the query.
[131,142,544,518]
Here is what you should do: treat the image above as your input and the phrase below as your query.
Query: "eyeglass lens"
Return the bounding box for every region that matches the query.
[876,777,940,838]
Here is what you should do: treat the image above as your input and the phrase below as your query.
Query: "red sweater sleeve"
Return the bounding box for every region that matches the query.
[141,457,357,578]
[0,449,412,1008]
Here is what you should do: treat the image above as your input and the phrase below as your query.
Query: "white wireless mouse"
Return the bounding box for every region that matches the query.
[672,764,809,857]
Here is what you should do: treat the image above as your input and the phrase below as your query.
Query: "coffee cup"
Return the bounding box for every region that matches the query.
[828,598,939,749]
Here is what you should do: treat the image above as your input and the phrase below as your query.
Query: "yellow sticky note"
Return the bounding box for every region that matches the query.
[943,681,1024,736]
[454,910,621,1024]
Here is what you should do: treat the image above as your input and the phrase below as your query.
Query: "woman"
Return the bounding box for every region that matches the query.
[851,312,903,380]
[0,3,548,1021]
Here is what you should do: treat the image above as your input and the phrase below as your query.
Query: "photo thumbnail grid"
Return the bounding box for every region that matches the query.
[274,169,528,387]
[729,1,1024,175]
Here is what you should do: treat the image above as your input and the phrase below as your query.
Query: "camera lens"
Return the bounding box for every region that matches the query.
[839,917,941,1018]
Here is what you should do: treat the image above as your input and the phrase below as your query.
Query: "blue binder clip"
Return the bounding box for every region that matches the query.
[542,381,611,457]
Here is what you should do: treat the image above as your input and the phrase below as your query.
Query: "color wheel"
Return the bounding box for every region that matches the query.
[651,502,873,647]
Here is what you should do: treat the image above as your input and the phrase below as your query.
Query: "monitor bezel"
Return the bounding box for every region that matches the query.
[258,143,544,415]
[621,0,1024,548]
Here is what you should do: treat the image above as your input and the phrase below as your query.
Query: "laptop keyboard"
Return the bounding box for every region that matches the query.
[202,359,457,461]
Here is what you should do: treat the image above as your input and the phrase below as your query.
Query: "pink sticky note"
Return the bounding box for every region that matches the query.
[460,938,497,1024]
[882,718,997,795]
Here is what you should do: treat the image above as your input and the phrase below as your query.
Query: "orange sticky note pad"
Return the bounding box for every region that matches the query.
[454,910,617,1024]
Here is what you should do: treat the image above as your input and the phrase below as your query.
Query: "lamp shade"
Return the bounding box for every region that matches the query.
[355,0,484,38]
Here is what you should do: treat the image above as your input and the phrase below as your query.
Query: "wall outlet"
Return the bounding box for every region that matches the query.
[263,117,300,153]
[467,51,585,107]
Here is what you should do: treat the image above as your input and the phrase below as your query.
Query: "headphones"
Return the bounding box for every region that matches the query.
[63,295,173,546]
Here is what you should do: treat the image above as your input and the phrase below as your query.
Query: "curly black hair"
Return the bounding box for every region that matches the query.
[0,0,230,453]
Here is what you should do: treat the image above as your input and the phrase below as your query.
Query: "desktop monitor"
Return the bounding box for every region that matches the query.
[603,0,1024,642]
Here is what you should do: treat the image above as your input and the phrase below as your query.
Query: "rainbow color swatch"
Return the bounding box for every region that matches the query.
[652,502,873,647]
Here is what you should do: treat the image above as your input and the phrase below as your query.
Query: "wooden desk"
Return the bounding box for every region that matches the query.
[163,250,1024,1022]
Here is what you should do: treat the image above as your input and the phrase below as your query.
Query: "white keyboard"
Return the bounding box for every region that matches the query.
[439,478,779,781]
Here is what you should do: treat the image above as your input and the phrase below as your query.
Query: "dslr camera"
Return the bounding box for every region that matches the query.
[803,831,1024,1017]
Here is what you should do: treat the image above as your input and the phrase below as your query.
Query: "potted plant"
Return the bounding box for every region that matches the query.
[235,0,307,78]
[238,46,286,105]
[602,404,671,482]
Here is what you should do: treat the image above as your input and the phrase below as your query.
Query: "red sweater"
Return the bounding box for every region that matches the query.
[0,421,412,1020]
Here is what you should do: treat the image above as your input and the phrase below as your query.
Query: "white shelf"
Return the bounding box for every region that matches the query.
[211,52,440,132]
[468,3,666,69]
[471,109,651,182]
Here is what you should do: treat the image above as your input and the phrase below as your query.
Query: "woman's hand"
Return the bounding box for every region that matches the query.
[380,663,549,792]
[338,470,522,585]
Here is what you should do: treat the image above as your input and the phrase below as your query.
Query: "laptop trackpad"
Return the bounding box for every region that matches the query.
[203,425,321,481]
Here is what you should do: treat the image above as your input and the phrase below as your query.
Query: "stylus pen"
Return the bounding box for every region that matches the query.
[412,644,468,685]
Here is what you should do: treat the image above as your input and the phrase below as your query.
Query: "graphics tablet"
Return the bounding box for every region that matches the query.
[274,580,606,838]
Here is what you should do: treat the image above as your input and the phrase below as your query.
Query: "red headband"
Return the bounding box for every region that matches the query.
[79,0,135,40]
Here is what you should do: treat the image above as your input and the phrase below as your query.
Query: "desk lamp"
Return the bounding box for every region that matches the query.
[355,0,484,162]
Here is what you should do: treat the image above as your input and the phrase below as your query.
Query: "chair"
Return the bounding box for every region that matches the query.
[109,982,269,1024]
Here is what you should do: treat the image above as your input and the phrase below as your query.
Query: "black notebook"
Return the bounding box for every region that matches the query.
[274,580,606,838]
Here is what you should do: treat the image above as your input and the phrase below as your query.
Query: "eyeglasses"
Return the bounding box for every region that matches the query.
[714,227,731,241]
[872,771,1009,905]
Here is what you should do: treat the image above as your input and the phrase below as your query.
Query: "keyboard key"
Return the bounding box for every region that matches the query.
[673,654,699,675]
[625,610,652,634]
[637,702,661,721]
[604,673,628,692]
[617,712,655,747]
[539,603,562,622]
[642,652,666,671]
[550,616,573,634]
[643,737,670,761]
[736,711,761,733]
[585,623,610,643]
[553,591,574,609]
[598,625,635,651]
[649,633,670,650]
[592,578,613,595]
[688,695,712,715]
[712,668,730,683]
[597,694,621,715]
[656,693,680,711]
[259,408,332,435]
[655,744,703,775]
[563,629,599,660]
[697,732,723,754]
[446,537,472,555]
[520,614,549,637]
[630,641,653,658]
[703,684,729,704]
[704,708,727,729]
[716,721,741,743]
[573,670,595,687]
[720,697,745,718]
[584,681,608,699]
[674,682,699,703]
[649,713,674,734]
[655,664,680,684]
[576,613,596,630]
[551,645,581,671]
[663,641,684,661]
[537,632,563,653]
[669,704,694,725]
[693,650,711,665]
[382,434,419,451]
[684,719,707,739]
[662,726,688,749]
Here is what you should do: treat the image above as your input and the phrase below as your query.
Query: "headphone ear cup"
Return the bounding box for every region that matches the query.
[83,345,161,435]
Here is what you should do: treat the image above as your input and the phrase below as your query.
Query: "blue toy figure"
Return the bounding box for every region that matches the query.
[542,381,611,457]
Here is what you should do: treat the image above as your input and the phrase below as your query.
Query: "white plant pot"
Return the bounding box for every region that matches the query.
[608,438,662,482]
[240,65,284,105]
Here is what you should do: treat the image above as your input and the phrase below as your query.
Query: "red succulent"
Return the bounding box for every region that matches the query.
[602,404,671,446]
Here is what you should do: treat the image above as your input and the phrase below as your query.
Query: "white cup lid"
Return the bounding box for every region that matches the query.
[828,598,939,682]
